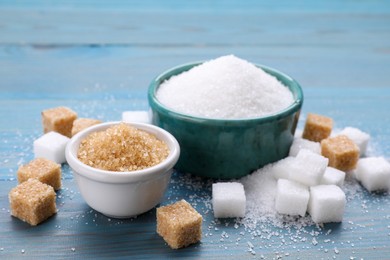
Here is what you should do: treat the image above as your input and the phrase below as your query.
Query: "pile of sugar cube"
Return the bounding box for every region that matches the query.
[212,113,390,224]
[298,113,390,193]
[9,106,103,226]
[9,106,154,226]
[10,107,153,226]
[34,106,102,164]
[35,108,150,165]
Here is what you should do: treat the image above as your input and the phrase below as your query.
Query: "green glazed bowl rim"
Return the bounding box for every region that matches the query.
[148,61,304,126]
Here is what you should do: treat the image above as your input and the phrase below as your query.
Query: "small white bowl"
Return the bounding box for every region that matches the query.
[65,121,180,218]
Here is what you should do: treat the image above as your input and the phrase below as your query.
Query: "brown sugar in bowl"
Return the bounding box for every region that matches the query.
[66,121,180,218]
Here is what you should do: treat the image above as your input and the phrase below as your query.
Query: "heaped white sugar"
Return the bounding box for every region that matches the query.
[156,55,294,119]
[122,111,151,124]
[33,131,70,164]
[241,165,277,215]
[275,179,309,217]
[212,182,246,218]
[355,157,390,192]
[289,137,321,157]
[308,185,346,224]
[339,127,370,156]
[321,167,346,187]
[288,149,328,187]
[270,156,295,180]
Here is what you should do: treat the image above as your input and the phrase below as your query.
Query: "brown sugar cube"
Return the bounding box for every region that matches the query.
[42,106,77,137]
[71,118,102,137]
[302,113,333,142]
[9,178,57,226]
[321,135,360,171]
[157,199,202,249]
[17,158,61,190]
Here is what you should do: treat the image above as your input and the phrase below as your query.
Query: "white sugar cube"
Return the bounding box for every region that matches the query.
[270,156,295,180]
[122,110,151,124]
[355,157,390,192]
[212,182,246,218]
[289,149,328,187]
[350,169,360,181]
[34,131,70,164]
[321,167,346,187]
[339,127,370,156]
[308,185,346,223]
[289,137,321,157]
[275,179,309,217]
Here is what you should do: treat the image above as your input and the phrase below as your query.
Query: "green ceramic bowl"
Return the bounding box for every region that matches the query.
[148,61,303,179]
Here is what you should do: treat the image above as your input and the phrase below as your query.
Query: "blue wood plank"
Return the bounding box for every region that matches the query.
[0,14,387,47]
[0,0,389,14]
[1,44,390,101]
[0,6,389,45]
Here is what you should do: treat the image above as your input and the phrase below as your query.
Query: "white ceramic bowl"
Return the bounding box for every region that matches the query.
[65,121,180,218]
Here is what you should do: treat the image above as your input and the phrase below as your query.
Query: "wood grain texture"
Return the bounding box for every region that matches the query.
[0,1,389,259]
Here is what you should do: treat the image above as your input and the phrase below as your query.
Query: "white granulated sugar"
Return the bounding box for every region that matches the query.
[156,55,294,119]
[241,165,277,214]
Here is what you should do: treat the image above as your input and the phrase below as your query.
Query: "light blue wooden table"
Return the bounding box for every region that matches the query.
[1,1,390,259]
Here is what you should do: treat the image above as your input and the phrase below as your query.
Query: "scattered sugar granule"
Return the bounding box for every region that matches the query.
[77,123,169,171]
[156,55,293,119]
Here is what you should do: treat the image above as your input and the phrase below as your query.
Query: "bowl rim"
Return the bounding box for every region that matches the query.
[65,121,180,184]
[148,61,304,125]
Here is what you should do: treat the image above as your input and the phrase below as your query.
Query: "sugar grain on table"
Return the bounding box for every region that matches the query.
[157,55,293,119]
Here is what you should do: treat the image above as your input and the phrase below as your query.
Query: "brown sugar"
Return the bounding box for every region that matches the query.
[302,113,333,142]
[71,118,102,137]
[17,158,61,190]
[77,123,169,172]
[42,106,77,137]
[157,199,202,249]
[321,135,360,171]
[9,178,57,226]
